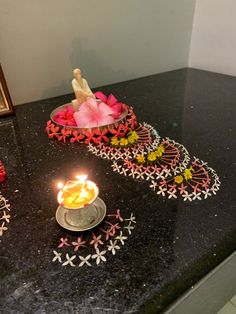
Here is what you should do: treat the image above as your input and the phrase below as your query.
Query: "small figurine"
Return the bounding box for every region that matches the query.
[72,68,95,109]
[51,68,128,129]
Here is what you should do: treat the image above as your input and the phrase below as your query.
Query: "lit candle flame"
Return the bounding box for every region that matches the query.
[57,175,98,209]
[57,182,64,189]
[80,189,88,198]
[75,175,88,182]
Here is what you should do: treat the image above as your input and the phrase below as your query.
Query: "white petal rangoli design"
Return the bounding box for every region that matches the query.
[0,193,11,237]
[87,121,220,202]
[45,91,220,203]
[87,123,161,161]
[52,211,136,267]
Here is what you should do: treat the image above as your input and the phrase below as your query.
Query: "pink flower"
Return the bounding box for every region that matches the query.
[0,161,6,183]
[45,120,54,134]
[115,209,123,222]
[93,129,109,143]
[58,237,70,248]
[70,131,85,143]
[58,128,71,143]
[53,105,77,126]
[72,236,86,252]
[90,233,104,249]
[74,98,115,128]
[84,130,99,144]
[95,92,125,119]
[48,125,60,139]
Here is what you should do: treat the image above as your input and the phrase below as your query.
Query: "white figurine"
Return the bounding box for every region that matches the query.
[72,68,95,110]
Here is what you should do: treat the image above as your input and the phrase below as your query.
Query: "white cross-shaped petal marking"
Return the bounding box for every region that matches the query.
[107,240,120,255]
[150,180,158,191]
[192,191,202,200]
[0,211,10,223]
[124,222,134,235]
[52,250,62,263]
[120,168,129,176]
[157,186,167,196]
[135,171,145,179]
[115,231,127,245]
[183,192,193,202]
[128,169,136,179]
[111,162,122,172]
[167,190,177,199]
[62,254,76,267]
[125,212,136,224]
[145,172,154,181]
[92,248,107,265]
[0,222,8,236]
[78,254,92,267]
[202,189,212,199]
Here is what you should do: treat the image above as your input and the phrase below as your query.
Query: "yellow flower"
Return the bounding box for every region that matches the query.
[136,154,145,163]
[183,168,192,180]
[127,135,135,144]
[130,131,139,141]
[119,138,129,146]
[159,144,165,152]
[174,175,183,184]
[127,131,139,144]
[156,144,165,157]
[147,152,157,161]
[111,137,119,146]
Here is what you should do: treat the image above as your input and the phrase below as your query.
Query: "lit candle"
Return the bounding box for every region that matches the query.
[57,175,98,209]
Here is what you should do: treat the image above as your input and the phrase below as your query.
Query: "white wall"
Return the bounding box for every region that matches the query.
[189,0,236,76]
[0,0,196,105]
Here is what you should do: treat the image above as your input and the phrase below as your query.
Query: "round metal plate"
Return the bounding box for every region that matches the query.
[55,197,107,232]
[50,103,128,132]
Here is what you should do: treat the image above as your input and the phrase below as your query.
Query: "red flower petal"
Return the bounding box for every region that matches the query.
[94,91,107,103]
[107,94,118,106]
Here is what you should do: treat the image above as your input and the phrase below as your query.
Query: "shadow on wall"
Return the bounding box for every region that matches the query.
[69,38,128,88]
[41,38,129,101]
[41,81,70,102]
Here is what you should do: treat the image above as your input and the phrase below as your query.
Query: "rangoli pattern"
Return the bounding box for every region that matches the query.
[150,157,221,201]
[0,193,11,237]
[52,210,135,267]
[87,123,161,161]
[47,98,221,201]
[87,124,220,201]
[110,137,190,180]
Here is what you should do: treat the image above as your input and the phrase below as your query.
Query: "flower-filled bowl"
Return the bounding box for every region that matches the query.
[50,103,129,133]
[46,92,138,144]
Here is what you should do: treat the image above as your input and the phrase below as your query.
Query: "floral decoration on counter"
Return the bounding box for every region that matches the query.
[45,70,138,143]
[45,104,137,144]
[150,157,221,201]
[0,193,11,237]
[94,92,126,119]
[110,146,220,202]
[46,67,221,202]
[87,123,161,161]
[52,210,135,267]
[110,137,190,181]
[0,161,6,183]
[73,97,122,128]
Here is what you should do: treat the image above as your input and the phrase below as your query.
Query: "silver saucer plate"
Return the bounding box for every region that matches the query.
[56,197,107,232]
[50,103,128,132]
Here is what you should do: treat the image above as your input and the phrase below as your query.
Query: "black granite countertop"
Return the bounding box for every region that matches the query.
[0,68,235,313]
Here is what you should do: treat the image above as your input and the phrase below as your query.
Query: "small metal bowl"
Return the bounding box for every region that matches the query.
[50,103,128,133]
[56,197,107,232]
